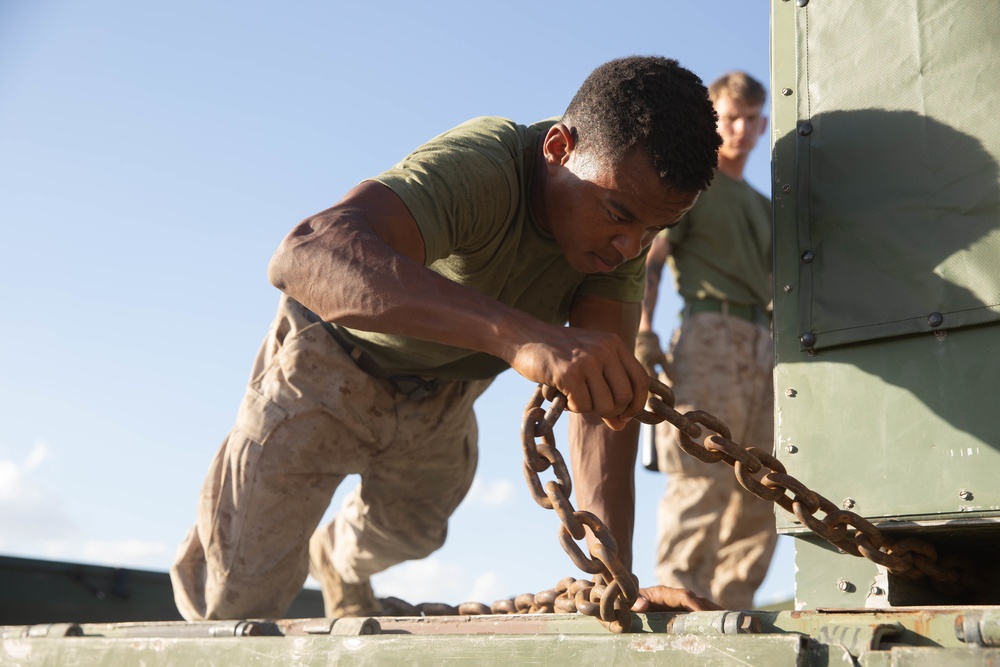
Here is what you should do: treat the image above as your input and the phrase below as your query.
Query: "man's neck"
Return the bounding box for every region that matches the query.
[717,154,747,182]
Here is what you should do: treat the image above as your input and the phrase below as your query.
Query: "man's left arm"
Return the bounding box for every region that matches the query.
[565,292,724,613]
[566,292,642,571]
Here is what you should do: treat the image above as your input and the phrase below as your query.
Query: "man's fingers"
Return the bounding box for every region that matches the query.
[633,585,723,612]
[619,348,651,420]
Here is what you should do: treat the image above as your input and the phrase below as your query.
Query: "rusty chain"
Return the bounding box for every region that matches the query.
[637,375,977,593]
[380,384,639,633]
[519,384,639,633]
[380,371,975,629]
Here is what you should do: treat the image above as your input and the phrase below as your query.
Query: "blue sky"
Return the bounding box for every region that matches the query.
[0,1,793,607]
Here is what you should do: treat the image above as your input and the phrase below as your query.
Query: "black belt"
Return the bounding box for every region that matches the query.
[684,298,770,326]
[303,309,442,401]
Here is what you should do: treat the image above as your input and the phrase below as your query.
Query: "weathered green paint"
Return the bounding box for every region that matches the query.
[7,607,997,666]
[1,633,816,667]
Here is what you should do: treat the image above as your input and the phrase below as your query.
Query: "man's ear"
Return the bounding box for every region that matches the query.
[542,122,575,166]
[759,115,769,137]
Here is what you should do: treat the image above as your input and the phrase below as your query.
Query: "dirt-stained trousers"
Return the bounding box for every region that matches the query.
[654,311,777,609]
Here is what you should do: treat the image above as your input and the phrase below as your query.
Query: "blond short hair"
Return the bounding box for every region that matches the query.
[708,71,766,106]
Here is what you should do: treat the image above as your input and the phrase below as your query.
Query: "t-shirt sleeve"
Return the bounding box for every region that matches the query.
[367,122,521,265]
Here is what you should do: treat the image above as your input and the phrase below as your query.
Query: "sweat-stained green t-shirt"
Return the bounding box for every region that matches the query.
[667,170,772,308]
[332,116,647,380]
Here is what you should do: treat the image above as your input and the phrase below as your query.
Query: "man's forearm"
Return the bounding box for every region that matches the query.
[569,412,639,572]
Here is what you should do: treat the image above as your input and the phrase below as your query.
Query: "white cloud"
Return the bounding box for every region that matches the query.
[23,439,51,471]
[78,538,170,570]
[0,440,169,572]
[373,557,469,604]
[468,570,507,604]
[464,477,516,507]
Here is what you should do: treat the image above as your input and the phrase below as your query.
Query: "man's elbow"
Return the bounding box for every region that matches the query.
[268,218,316,291]
[267,250,289,291]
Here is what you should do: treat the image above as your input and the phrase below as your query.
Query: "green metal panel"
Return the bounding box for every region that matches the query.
[0,634,815,667]
[781,1,1000,351]
[771,0,1000,607]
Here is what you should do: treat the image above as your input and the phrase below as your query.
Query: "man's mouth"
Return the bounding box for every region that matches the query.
[594,254,621,272]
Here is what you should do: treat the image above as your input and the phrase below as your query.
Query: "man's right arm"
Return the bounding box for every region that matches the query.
[267,180,647,427]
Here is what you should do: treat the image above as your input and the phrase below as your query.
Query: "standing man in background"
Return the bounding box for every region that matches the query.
[636,71,775,609]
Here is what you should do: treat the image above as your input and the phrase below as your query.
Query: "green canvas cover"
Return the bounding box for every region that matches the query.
[791,1,1000,350]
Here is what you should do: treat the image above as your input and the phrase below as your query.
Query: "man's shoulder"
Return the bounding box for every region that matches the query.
[442,116,555,142]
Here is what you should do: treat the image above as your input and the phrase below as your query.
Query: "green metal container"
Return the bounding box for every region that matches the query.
[771,0,1000,609]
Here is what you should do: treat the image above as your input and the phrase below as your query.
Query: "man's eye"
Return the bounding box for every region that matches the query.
[608,210,625,222]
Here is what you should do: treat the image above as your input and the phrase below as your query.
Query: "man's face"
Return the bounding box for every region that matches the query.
[714,94,768,163]
[544,141,698,274]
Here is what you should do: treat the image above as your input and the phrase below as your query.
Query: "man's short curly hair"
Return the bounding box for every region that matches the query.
[563,56,721,193]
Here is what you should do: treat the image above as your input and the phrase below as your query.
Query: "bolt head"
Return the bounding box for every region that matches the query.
[842,498,856,509]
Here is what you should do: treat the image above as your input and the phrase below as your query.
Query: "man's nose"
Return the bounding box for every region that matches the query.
[611,231,643,260]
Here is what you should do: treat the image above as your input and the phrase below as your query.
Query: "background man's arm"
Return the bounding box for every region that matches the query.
[566,293,642,571]
[635,232,671,374]
[639,232,670,333]
[268,180,648,427]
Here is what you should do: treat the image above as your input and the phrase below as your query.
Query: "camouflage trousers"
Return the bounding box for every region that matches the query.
[654,311,777,609]
[171,295,491,621]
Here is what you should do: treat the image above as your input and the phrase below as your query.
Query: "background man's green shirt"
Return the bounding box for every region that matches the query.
[667,170,772,308]
[334,116,647,380]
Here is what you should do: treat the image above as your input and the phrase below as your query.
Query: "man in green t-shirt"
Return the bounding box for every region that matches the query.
[637,71,775,609]
[170,56,722,621]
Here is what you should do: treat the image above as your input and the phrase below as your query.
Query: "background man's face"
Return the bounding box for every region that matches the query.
[714,94,767,162]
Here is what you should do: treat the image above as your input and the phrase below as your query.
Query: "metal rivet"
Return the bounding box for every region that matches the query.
[843,498,856,509]
[801,250,815,263]
[959,489,973,501]
[800,332,816,347]
[870,585,885,596]
[785,444,798,454]
[807,349,817,357]
[785,388,797,398]
[934,330,948,341]
[796,0,809,6]
[783,284,793,293]
[837,579,852,592]
[928,312,944,328]
[781,184,792,193]
[799,122,813,136]
[781,87,793,96]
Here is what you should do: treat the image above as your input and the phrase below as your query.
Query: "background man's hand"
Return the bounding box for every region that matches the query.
[632,585,722,612]
[634,330,668,377]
